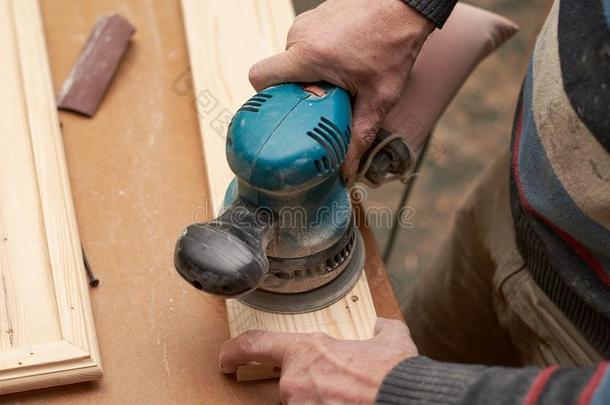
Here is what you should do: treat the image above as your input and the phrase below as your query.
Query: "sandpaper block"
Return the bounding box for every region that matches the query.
[57,14,135,117]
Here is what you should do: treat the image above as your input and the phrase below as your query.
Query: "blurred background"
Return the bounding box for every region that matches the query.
[293,0,552,313]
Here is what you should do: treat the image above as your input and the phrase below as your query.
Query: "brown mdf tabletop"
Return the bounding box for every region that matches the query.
[4,0,402,403]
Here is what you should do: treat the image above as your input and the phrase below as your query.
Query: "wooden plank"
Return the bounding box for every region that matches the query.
[0,0,101,394]
[181,0,296,214]
[180,0,377,380]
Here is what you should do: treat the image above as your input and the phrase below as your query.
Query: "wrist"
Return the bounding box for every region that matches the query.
[400,0,459,28]
[371,0,435,47]
[391,0,436,32]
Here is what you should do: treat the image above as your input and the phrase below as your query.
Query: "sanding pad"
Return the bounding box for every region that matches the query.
[236,230,365,314]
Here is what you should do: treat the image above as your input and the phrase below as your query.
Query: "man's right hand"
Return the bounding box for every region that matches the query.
[249,0,434,181]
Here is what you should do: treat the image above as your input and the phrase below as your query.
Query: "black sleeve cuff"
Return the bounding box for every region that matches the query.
[401,0,458,28]
[376,356,486,404]
[376,356,582,405]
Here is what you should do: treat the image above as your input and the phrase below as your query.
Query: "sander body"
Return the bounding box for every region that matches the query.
[174,83,411,313]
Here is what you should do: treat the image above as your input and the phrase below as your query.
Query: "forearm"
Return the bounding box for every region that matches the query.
[401,0,458,28]
[377,356,610,404]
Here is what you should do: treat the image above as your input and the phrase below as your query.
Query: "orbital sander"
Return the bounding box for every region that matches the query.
[174,83,412,314]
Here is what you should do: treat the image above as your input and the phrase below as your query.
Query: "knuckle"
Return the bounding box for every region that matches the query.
[375,317,388,329]
[309,331,329,341]
[239,330,262,351]
[289,41,316,60]
[375,86,400,108]
[401,322,413,337]
[291,39,334,66]
[353,128,377,150]
[248,64,261,84]
[306,332,333,353]
[361,130,377,144]
[279,377,298,402]
[307,332,332,349]
[353,117,377,137]
[342,77,359,96]
[389,319,410,334]
[292,9,312,25]
[312,42,336,63]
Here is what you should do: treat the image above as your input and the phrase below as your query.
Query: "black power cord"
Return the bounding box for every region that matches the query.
[383,131,434,263]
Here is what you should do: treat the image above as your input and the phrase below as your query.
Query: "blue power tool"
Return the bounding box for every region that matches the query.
[174,83,412,313]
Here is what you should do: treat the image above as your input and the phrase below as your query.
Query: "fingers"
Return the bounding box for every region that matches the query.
[342,97,383,182]
[374,317,411,339]
[249,51,321,91]
[374,317,420,359]
[342,79,404,182]
[219,330,300,373]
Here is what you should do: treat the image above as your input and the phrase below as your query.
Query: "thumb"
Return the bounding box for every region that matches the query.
[342,97,383,182]
[219,330,300,373]
[249,50,320,91]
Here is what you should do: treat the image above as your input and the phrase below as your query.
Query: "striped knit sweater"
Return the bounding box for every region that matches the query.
[377,0,610,403]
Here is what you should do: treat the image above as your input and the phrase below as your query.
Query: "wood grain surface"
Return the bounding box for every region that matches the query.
[180,0,391,381]
[0,0,101,394]
[3,0,400,402]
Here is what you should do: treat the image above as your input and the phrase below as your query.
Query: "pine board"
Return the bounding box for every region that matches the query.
[180,0,377,379]
[0,0,101,394]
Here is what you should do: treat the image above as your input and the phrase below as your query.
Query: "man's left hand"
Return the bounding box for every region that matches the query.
[219,317,418,404]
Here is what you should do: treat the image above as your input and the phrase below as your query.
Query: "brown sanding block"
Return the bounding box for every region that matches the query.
[57,14,135,117]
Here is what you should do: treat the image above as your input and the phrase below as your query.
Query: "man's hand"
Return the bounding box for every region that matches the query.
[219,318,418,404]
[249,0,434,181]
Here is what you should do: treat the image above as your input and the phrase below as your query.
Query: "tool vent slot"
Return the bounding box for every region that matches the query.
[236,93,272,113]
[324,231,355,272]
[316,118,346,160]
[307,131,336,174]
[320,117,349,150]
[314,160,324,174]
[307,117,349,175]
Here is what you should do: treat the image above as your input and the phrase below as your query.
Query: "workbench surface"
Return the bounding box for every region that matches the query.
[5,1,401,403]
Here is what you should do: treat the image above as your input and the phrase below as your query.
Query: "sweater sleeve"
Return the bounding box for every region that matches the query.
[376,356,610,405]
[400,0,458,28]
